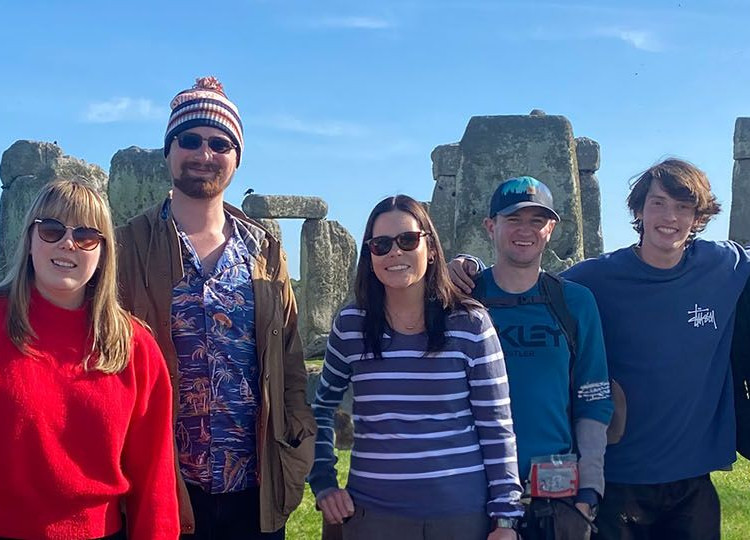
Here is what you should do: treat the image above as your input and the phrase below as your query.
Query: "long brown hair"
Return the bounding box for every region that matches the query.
[627,158,721,242]
[354,195,481,358]
[0,179,133,373]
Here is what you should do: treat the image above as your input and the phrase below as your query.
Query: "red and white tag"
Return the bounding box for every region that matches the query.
[529,454,579,498]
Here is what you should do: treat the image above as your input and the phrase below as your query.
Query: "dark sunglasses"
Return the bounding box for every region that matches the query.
[175,132,236,154]
[33,218,104,251]
[365,231,430,256]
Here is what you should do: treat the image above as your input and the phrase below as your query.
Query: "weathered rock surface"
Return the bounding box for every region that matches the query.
[429,144,461,259]
[298,219,357,358]
[0,141,107,275]
[243,194,328,219]
[575,136,600,172]
[431,143,461,179]
[542,249,575,274]
[108,146,171,226]
[576,137,604,258]
[730,118,750,245]
[734,117,750,160]
[430,114,585,269]
[255,218,282,244]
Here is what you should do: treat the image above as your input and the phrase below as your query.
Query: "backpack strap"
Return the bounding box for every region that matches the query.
[480,295,548,308]
[538,272,578,363]
[538,272,580,453]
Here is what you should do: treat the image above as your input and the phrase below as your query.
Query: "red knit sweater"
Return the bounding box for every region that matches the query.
[0,290,179,539]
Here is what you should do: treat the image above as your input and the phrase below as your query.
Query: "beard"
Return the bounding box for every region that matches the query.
[172,161,231,199]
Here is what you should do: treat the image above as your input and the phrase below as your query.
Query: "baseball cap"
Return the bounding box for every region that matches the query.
[488,176,560,221]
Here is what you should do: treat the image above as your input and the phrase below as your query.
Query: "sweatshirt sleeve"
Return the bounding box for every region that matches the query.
[464,310,524,519]
[569,284,613,426]
[122,325,179,540]
[574,418,608,498]
[567,283,612,497]
[307,310,355,496]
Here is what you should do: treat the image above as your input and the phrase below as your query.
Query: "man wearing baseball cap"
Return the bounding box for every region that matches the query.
[451,176,613,539]
[116,77,316,539]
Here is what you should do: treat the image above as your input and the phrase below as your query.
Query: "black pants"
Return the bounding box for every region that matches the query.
[594,475,720,540]
[519,497,593,540]
[182,483,285,540]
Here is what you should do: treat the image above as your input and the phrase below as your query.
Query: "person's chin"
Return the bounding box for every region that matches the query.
[383,278,415,291]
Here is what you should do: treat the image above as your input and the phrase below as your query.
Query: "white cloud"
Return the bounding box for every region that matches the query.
[250,114,367,137]
[311,16,392,30]
[595,27,662,52]
[83,98,167,123]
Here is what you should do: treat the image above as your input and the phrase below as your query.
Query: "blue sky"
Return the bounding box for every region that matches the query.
[2,0,749,277]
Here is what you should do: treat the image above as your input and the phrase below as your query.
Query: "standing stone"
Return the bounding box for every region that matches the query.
[243,194,328,219]
[108,146,171,226]
[0,141,107,275]
[576,137,604,258]
[299,219,357,358]
[429,144,461,260]
[255,218,282,244]
[730,118,750,246]
[430,114,585,268]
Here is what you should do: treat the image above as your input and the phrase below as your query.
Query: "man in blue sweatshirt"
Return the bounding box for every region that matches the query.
[452,176,613,539]
[451,159,750,539]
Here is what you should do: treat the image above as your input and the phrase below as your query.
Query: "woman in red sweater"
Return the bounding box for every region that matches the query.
[0,179,179,539]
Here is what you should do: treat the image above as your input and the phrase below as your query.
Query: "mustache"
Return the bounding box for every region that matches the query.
[181,161,221,173]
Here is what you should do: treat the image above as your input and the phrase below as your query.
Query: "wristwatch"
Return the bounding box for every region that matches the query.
[495,517,520,530]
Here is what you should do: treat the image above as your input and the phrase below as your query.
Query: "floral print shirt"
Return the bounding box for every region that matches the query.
[172,215,261,493]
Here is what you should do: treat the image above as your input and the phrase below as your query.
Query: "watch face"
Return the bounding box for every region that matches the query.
[496,517,519,530]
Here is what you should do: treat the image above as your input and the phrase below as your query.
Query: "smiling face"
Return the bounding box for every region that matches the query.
[484,206,556,269]
[369,210,434,298]
[638,179,698,265]
[166,125,238,199]
[29,219,102,309]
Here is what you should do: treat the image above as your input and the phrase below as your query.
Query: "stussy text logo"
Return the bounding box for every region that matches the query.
[687,304,717,329]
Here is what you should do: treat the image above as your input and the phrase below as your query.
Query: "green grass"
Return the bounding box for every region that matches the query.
[305,358,324,369]
[287,452,750,539]
[713,455,750,540]
[287,450,350,539]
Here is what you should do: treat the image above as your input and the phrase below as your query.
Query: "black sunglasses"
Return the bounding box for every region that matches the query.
[33,218,104,251]
[175,132,236,154]
[365,231,430,256]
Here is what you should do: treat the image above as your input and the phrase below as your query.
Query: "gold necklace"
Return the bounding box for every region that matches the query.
[388,308,424,331]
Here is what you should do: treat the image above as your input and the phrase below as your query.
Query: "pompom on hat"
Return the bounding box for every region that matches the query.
[164,76,244,166]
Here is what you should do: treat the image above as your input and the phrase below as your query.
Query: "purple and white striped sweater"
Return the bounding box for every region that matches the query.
[308,305,524,519]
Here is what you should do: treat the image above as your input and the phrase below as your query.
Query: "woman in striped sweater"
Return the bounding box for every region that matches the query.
[309,195,523,540]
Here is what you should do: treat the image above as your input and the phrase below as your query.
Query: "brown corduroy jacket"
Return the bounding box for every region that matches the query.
[116,198,316,533]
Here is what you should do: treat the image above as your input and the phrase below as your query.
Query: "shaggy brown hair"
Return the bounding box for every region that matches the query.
[627,158,721,242]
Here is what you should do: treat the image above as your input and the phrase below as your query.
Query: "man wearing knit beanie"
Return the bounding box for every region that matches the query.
[116,77,316,539]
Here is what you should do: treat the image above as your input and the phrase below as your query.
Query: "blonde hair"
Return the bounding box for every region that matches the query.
[0,179,132,373]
